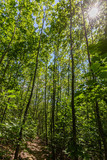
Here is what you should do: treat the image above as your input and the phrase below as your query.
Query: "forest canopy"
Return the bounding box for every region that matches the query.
[0,0,107,160]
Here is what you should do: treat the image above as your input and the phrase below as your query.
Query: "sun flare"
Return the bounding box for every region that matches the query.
[88,7,98,19]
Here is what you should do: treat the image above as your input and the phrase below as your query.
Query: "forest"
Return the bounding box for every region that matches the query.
[0,0,107,159]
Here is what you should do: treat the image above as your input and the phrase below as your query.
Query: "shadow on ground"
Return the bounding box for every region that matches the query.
[19,137,51,160]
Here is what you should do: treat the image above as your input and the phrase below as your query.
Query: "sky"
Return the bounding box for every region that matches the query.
[55,0,59,4]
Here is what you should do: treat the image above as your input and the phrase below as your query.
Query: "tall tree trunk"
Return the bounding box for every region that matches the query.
[56,45,59,122]
[70,1,78,160]
[88,16,94,44]
[95,101,107,160]
[18,78,32,119]
[56,64,60,122]
[82,4,107,160]
[68,57,70,97]
[45,61,48,145]
[51,51,56,160]
[33,79,39,120]
[81,5,91,67]
[14,12,45,160]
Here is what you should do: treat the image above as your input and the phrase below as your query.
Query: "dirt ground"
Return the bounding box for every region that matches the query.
[19,137,51,160]
[0,137,51,160]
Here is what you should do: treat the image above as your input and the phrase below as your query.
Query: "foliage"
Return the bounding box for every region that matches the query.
[0,0,107,159]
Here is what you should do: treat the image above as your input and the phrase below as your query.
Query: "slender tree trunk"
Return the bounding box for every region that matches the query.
[56,64,60,122]
[51,51,56,160]
[88,16,94,44]
[98,137,103,160]
[68,57,70,97]
[56,45,59,122]
[14,12,45,160]
[95,102,107,160]
[81,5,91,67]
[33,79,38,120]
[70,1,78,160]
[60,71,62,107]
[45,61,48,144]
[18,78,32,119]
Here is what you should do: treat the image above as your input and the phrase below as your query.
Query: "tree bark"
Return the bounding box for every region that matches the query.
[70,1,78,160]
[68,57,70,97]
[51,51,56,160]
[45,61,48,144]
[18,78,32,119]
[81,5,91,67]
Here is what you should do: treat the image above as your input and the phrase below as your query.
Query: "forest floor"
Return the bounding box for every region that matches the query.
[0,137,51,160]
